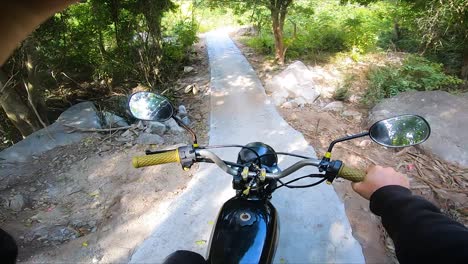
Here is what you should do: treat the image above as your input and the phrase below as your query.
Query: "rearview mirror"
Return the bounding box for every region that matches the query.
[128,92,174,121]
[369,115,430,147]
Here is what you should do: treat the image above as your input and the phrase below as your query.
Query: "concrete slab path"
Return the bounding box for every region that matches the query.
[129,31,364,263]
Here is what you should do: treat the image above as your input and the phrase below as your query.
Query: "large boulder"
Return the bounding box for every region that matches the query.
[368,91,468,167]
[265,61,320,106]
[0,102,102,163]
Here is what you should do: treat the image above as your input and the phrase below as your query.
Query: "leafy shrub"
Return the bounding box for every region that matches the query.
[243,1,394,61]
[244,33,274,55]
[363,55,463,105]
[334,86,351,101]
[334,75,354,101]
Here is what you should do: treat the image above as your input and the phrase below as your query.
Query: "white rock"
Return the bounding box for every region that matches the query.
[192,85,199,95]
[184,84,194,94]
[358,139,373,148]
[291,97,307,107]
[265,61,320,105]
[323,101,344,112]
[281,101,294,109]
[184,66,194,73]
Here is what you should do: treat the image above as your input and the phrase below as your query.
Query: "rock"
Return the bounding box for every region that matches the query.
[9,194,25,212]
[235,25,258,36]
[121,130,132,138]
[342,110,362,121]
[358,139,373,148]
[265,61,320,105]
[323,101,344,112]
[192,113,202,120]
[0,101,102,165]
[291,97,307,107]
[137,120,145,130]
[192,85,199,95]
[184,84,194,94]
[102,112,129,128]
[184,66,194,73]
[368,91,468,167]
[281,101,294,109]
[131,84,151,93]
[135,133,165,145]
[145,121,166,136]
[25,225,78,243]
[349,94,361,103]
[178,105,188,117]
[100,145,112,152]
[181,116,191,126]
[29,187,37,192]
[164,118,184,133]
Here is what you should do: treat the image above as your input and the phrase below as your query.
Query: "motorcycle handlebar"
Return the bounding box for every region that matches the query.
[132,149,180,168]
[196,149,321,179]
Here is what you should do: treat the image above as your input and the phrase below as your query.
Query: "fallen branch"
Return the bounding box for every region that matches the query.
[23,81,54,140]
[63,124,132,133]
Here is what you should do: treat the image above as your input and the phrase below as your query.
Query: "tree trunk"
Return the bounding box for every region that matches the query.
[0,69,42,137]
[23,39,50,125]
[462,45,468,80]
[109,0,122,49]
[269,0,292,65]
[271,11,285,64]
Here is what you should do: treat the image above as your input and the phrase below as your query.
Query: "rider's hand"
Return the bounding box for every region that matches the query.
[351,165,409,200]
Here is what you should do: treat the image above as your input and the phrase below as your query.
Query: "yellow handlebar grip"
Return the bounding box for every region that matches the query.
[338,165,366,182]
[132,149,180,168]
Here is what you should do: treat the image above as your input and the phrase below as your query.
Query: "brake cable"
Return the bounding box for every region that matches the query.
[273,174,326,190]
[199,145,263,167]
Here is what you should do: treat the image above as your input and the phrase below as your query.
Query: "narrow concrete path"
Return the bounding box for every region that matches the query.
[130,31,364,263]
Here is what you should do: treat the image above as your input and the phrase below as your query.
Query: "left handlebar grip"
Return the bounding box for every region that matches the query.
[132,149,180,168]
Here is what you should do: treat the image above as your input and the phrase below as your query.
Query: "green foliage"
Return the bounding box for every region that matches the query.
[363,55,463,105]
[334,75,354,101]
[244,33,274,55]
[244,1,394,60]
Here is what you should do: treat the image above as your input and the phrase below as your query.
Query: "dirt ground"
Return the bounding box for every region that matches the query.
[231,31,468,263]
[0,37,211,263]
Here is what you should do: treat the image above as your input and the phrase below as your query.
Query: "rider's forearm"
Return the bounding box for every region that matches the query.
[370,185,468,264]
[0,1,78,65]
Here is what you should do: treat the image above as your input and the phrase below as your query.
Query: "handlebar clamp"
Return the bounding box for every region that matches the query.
[178,145,197,170]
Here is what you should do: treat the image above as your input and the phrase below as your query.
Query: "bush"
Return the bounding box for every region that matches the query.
[334,75,354,101]
[243,1,394,61]
[363,55,463,105]
[245,36,272,55]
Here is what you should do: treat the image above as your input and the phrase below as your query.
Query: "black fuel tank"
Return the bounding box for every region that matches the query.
[206,197,279,264]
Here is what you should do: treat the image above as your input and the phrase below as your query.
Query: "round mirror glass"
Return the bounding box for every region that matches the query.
[128,92,174,121]
[369,115,430,147]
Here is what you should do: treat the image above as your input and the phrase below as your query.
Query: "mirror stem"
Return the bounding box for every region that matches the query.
[327,131,369,153]
[173,115,198,145]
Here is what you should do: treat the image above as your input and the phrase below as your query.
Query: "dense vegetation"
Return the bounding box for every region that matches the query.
[1,0,467,148]
[239,0,467,103]
[0,0,198,147]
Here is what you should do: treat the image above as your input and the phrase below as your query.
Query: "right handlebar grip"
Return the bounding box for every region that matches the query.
[132,149,180,168]
[338,165,366,182]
